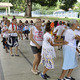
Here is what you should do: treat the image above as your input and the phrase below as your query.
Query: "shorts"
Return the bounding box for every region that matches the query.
[31,46,42,54]
[23,30,30,34]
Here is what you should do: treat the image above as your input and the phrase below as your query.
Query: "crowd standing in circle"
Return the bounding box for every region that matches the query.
[0,16,80,80]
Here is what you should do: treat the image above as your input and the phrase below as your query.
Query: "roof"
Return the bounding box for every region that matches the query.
[0,2,13,7]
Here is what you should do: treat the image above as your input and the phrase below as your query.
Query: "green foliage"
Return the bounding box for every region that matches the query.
[0,0,78,12]
[60,0,77,11]
[31,0,57,7]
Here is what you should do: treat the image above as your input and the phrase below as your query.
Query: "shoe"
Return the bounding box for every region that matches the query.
[31,69,38,75]
[65,77,75,80]
[15,54,19,56]
[79,54,80,56]
[36,70,41,73]
[57,79,66,80]
[11,54,14,56]
[44,74,50,78]
[39,73,47,80]
[70,77,75,80]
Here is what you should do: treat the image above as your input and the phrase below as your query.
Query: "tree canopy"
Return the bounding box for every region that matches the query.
[0,0,78,17]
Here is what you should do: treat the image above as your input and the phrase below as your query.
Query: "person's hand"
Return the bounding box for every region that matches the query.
[12,31,15,33]
[58,36,61,40]
[36,44,41,49]
[63,41,68,45]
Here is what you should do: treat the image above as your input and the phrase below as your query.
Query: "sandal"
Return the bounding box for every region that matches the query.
[15,54,19,56]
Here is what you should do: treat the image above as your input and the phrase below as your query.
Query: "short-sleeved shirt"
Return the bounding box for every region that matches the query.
[9,24,18,37]
[30,26,44,46]
[64,29,76,48]
[42,32,54,48]
[55,25,65,36]
[75,26,80,36]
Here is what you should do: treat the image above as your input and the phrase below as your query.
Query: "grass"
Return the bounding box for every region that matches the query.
[0,15,80,23]
[0,16,24,19]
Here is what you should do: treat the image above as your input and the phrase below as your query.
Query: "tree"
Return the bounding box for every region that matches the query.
[0,0,78,17]
[60,0,77,11]
[25,0,57,17]
[25,0,77,17]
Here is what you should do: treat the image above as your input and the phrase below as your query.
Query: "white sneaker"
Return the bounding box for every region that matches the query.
[31,69,38,75]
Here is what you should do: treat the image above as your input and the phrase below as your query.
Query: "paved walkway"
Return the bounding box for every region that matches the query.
[0,39,80,80]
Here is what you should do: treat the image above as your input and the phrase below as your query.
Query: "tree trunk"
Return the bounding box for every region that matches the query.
[25,0,32,17]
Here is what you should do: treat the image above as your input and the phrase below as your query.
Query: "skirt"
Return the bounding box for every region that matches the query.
[7,36,19,47]
[40,47,56,69]
[62,45,78,70]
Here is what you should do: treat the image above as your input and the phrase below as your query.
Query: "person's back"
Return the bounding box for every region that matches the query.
[56,25,65,36]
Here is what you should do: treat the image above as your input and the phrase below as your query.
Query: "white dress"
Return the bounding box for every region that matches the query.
[40,32,56,69]
[62,29,78,70]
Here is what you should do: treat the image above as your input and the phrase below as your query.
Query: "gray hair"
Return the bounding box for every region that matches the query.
[70,19,77,27]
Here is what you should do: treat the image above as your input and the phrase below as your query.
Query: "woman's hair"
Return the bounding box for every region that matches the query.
[19,20,22,23]
[45,23,51,32]
[6,20,10,26]
[59,21,62,25]
[12,18,16,21]
[70,19,77,27]
[25,20,28,23]
[54,21,58,27]
[30,20,33,23]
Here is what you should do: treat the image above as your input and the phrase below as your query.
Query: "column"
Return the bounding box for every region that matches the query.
[8,6,10,15]
[6,7,7,15]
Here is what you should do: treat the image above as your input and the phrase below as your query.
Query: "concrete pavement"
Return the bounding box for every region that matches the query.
[0,39,80,80]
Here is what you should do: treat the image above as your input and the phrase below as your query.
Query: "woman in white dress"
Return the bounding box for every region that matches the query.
[40,23,67,80]
[58,19,80,80]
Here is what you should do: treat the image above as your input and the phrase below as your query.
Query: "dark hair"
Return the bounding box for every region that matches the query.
[59,21,62,25]
[54,21,58,27]
[63,22,65,25]
[3,16,5,19]
[25,20,28,23]
[45,23,51,32]
[43,20,45,23]
[30,20,33,23]
[19,20,22,23]
[67,23,70,27]
[12,18,16,21]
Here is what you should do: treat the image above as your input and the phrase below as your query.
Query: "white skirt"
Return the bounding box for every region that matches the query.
[40,47,56,69]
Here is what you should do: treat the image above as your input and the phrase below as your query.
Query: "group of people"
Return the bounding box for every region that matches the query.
[29,18,80,80]
[0,16,80,80]
[0,16,33,55]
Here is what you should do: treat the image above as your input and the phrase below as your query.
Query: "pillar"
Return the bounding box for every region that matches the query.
[6,7,7,15]
[8,6,10,15]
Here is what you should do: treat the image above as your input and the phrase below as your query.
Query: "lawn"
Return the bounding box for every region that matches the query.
[0,15,80,23]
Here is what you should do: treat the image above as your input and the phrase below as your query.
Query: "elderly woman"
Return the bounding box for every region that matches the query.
[30,21,44,74]
[58,19,80,80]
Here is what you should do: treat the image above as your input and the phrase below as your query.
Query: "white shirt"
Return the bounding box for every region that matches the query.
[2,26,8,38]
[55,25,65,36]
[9,24,18,37]
[42,32,54,48]
[42,32,56,58]
[75,26,80,36]
[63,26,70,36]
[25,26,29,30]
[64,29,76,48]
[30,26,44,46]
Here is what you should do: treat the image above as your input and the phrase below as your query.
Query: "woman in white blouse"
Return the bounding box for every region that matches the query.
[58,19,80,80]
